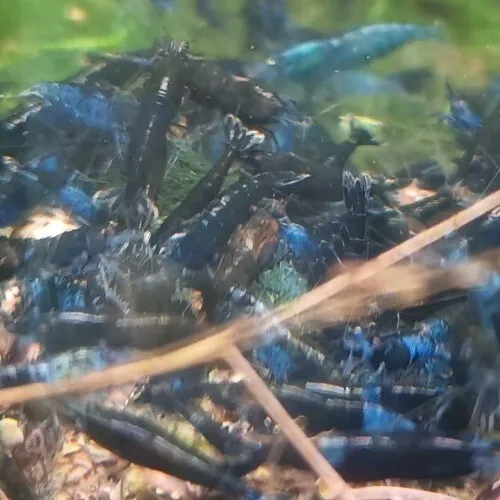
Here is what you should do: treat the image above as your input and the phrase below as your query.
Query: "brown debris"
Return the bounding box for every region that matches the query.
[214,199,283,290]
[8,416,61,498]
[394,181,437,206]
[51,427,128,500]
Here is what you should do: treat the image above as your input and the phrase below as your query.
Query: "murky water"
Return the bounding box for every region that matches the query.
[0,3,500,499]
[0,0,498,85]
[1,0,497,177]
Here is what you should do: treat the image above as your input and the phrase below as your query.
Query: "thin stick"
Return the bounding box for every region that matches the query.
[224,347,355,500]
[353,486,458,500]
[0,190,498,406]
[0,326,232,406]
[273,188,500,326]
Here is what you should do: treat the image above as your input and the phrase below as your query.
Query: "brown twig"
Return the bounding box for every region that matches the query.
[0,190,498,406]
[353,486,459,500]
[224,346,355,500]
[299,256,496,327]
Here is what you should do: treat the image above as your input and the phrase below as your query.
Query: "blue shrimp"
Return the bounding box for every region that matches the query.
[37,167,102,223]
[201,287,333,383]
[56,183,98,222]
[17,82,137,168]
[272,385,415,433]
[317,67,434,100]
[151,0,176,12]
[21,82,137,134]
[0,346,131,389]
[0,153,74,227]
[0,153,107,227]
[342,326,373,361]
[277,221,319,262]
[277,216,349,284]
[341,318,451,379]
[2,231,148,324]
[247,23,442,85]
[282,432,500,481]
[6,271,97,335]
[438,82,482,135]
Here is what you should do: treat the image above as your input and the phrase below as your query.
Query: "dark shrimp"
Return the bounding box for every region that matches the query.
[270,385,415,434]
[151,114,264,244]
[180,56,285,125]
[62,402,260,497]
[274,171,372,283]
[0,102,46,157]
[163,170,310,269]
[248,121,378,202]
[305,381,446,415]
[342,171,372,255]
[124,42,188,207]
[13,311,201,353]
[165,397,267,476]
[199,101,339,164]
[143,375,247,412]
[282,432,499,481]
[11,226,141,273]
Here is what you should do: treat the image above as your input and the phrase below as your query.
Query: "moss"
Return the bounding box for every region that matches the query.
[156,135,212,214]
[254,260,308,306]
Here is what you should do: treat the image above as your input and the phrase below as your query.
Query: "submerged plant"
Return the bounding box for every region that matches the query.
[254,260,308,306]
